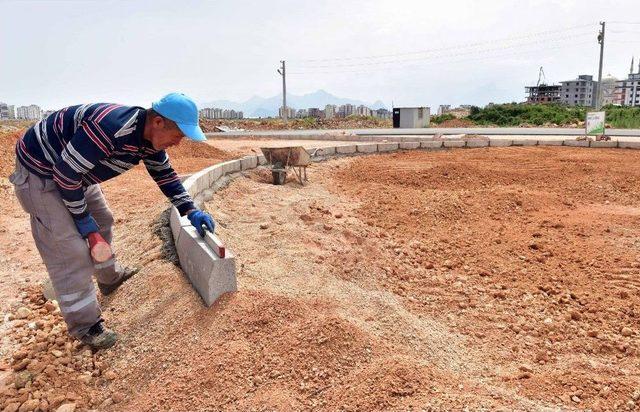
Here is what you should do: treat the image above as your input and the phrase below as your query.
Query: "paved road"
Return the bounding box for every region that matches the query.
[210,127,640,138]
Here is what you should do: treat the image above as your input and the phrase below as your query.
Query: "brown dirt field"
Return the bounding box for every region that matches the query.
[201,147,640,410]
[2,134,640,411]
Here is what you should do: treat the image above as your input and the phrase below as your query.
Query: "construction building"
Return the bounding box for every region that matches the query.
[525,84,561,103]
[559,75,598,107]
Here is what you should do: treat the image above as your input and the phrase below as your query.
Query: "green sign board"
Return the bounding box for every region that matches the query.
[586,111,605,136]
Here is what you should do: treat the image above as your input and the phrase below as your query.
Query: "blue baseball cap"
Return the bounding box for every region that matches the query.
[152,92,206,142]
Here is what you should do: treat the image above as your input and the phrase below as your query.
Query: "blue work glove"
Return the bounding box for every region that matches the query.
[74,215,100,238]
[187,210,215,237]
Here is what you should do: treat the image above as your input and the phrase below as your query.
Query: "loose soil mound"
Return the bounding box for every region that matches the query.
[0,130,22,177]
[434,118,476,128]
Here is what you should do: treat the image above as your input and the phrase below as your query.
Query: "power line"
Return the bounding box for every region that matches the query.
[291,32,594,70]
[289,35,593,73]
[287,23,598,64]
[287,40,593,76]
[609,30,640,35]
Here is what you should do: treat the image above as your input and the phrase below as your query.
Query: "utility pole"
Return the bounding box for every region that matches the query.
[595,21,605,110]
[277,60,287,123]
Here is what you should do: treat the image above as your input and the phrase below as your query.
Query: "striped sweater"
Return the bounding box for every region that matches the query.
[16,103,195,219]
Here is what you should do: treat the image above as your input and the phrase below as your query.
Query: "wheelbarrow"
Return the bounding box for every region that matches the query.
[260,146,311,185]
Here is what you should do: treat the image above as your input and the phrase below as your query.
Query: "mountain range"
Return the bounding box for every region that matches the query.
[200,89,387,118]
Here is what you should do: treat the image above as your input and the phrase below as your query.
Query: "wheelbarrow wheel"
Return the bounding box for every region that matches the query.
[272,170,287,185]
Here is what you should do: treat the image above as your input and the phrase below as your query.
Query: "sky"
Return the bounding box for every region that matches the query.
[1,0,640,111]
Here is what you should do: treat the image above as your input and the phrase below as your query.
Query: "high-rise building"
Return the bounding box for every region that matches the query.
[279,106,295,119]
[0,102,10,119]
[324,104,336,119]
[307,108,322,118]
[16,104,42,120]
[560,75,598,107]
[337,104,356,117]
[437,105,451,115]
[200,107,244,119]
[599,75,619,106]
[356,105,372,117]
[373,108,391,119]
[614,57,640,107]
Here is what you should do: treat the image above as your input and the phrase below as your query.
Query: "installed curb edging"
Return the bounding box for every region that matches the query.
[174,137,638,306]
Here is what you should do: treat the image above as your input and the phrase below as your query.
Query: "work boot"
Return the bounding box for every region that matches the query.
[98,266,139,296]
[80,320,117,350]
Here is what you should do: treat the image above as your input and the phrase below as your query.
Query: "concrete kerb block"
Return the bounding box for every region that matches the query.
[169,207,190,243]
[618,141,640,149]
[465,139,489,148]
[257,154,267,165]
[443,140,465,148]
[318,146,336,156]
[221,159,242,175]
[336,144,357,154]
[563,140,589,147]
[176,226,237,307]
[421,141,444,149]
[182,174,199,198]
[511,139,538,146]
[194,169,212,193]
[537,140,564,146]
[589,140,618,148]
[489,139,513,147]
[378,142,399,152]
[399,141,420,150]
[205,164,224,185]
[356,143,378,153]
[241,155,258,171]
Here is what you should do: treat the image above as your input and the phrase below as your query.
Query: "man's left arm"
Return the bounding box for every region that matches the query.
[143,151,215,236]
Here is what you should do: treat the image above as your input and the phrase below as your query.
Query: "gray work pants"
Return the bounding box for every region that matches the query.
[10,160,123,338]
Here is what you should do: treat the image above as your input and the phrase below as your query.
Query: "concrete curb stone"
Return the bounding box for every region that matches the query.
[443,140,465,148]
[378,142,399,152]
[399,142,420,150]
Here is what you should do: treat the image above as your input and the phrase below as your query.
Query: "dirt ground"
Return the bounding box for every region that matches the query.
[199,117,393,133]
[199,148,640,411]
[1,130,640,411]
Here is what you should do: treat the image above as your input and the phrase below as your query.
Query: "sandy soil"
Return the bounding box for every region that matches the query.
[1,132,640,411]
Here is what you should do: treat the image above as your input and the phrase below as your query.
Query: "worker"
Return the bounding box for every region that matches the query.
[9,93,215,349]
